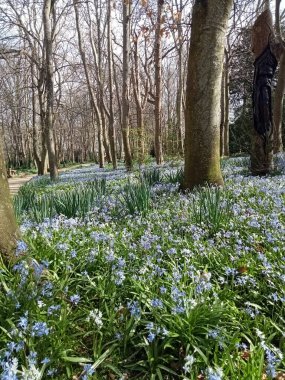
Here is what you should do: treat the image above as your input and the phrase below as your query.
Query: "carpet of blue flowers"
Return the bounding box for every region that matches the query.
[1,156,285,379]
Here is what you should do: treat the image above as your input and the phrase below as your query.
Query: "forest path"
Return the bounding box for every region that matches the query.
[8,175,34,195]
[8,163,93,195]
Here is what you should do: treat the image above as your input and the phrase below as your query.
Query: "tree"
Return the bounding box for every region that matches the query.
[154,0,164,164]
[183,0,233,190]
[43,0,58,180]
[251,3,281,175]
[73,0,105,168]
[122,0,133,170]
[273,0,285,153]
[0,118,18,259]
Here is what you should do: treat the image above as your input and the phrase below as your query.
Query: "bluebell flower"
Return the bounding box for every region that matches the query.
[114,270,125,285]
[172,304,185,314]
[82,364,95,380]
[70,294,80,305]
[147,332,156,343]
[208,329,219,339]
[28,351,37,365]
[0,357,18,380]
[16,240,28,255]
[47,305,61,315]
[160,286,167,294]
[31,322,49,337]
[127,301,141,318]
[47,368,57,376]
[206,366,223,380]
[18,314,28,331]
[41,357,50,364]
[183,354,195,373]
[151,298,163,308]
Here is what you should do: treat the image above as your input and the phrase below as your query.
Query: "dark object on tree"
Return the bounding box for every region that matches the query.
[252,45,277,142]
[149,146,156,158]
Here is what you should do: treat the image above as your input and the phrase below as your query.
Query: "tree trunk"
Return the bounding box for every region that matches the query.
[273,51,285,153]
[132,38,146,164]
[220,64,225,156]
[183,0,233,190]
[0,135,19,259]
[43,0,58,180]
[73,0,104,168]
[154,0,164,164]
[224,50,230,156]
[176,0,184,154]
[251,9,278,175]
[107,0,117,169]
[122,0,133,170]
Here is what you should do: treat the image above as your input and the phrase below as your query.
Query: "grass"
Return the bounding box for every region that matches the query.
[1,157,285,379]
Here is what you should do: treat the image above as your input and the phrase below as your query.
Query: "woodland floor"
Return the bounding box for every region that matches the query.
[8,175,34,195]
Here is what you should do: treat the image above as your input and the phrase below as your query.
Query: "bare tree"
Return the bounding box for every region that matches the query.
[122,0,133,170]
[43,0,58,180]
[154,0,164,164]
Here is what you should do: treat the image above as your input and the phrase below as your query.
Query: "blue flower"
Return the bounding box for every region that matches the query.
[82,364,95,380]
[47,305,61,315]
[41,357,50,364]
[27,351,37,365]
[206,367,223,380]
[70,294,80,305]
[16,240,28,255]
[127,301,141,318]
[18,315,28,331]
[151,298,163,308]
[31,322,49,337]
[147,332,156,343]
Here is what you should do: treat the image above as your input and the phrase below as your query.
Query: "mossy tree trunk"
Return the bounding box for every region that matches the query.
[183,0,233,190]
[0,136,19,259]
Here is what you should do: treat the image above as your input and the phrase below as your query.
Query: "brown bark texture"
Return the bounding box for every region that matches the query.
[43,0,58,180]
[183,0,233,190]
[154,0,164,165]
[122,0,133,170]
[0,136,19,259]
[273,51,285,153]
[251,9,278,175]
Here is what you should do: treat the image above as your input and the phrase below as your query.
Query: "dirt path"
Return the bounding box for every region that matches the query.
[8,175,34,196]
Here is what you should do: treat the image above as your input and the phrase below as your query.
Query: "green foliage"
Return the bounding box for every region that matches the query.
[4,159,285,379]
[190,186,232,235]
[163,168,184,184]
[120,179,151,216]
[141,168,162,186]
[13,179,107,222]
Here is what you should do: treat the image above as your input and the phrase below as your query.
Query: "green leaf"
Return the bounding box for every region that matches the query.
[61,356,92,363]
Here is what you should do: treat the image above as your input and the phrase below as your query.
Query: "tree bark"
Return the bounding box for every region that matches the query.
[224,50,230,156]
[122,0,133,170]
[273,51,285,153]
[0,135,19,259]
[183,0,233,190]
[220,64,225,156]
[251,9,277,175]
[107,0,117,169]
[73,0,104,168]
[43,0,58,180]
[154,0,164,164]
[132,36,147,164]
